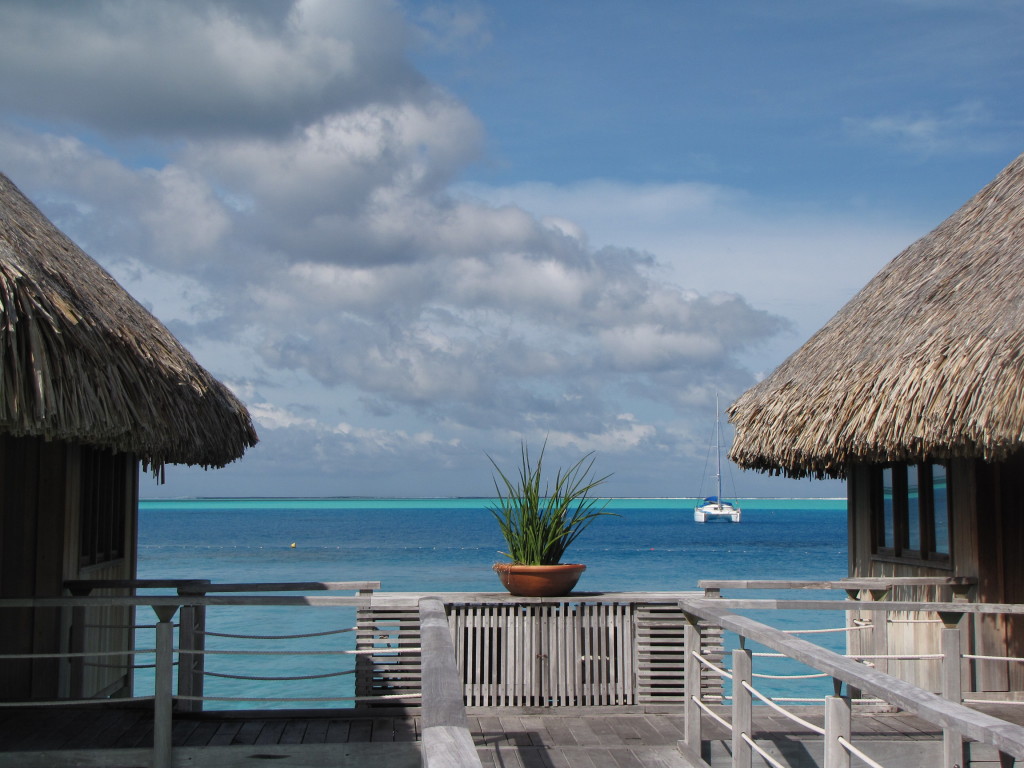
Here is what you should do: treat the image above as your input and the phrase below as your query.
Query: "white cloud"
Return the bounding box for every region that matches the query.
[8,0,969,499]
[0,0,416,137]
[140,167,231,262]
[843,101,993,155]
[546,414,658,455]
[248,402,319,431]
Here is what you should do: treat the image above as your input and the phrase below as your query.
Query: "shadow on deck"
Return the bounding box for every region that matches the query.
[3,702,1021,768]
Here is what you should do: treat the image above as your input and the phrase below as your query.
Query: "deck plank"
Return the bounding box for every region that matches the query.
[581,715,626,746]
[59,709,134,749]
[231,718,267,745]
[254,719,287,745]
[324,717,351,743]
[206,720,242,746]
[537,716,580,747]
[171,717,202,747]
[499,714,536,749]
[370,716,396,742]
[475,714,512,748]
[1,703,1023,767]
[113,714,153,748]
[302,718,329,743]
[549,746,597,768]
[346,717,373,742]
[279,720,308,744]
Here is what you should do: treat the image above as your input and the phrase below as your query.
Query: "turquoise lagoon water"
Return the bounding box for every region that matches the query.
[137,497,848,708]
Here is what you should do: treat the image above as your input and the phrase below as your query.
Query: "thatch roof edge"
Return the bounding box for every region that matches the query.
[0,172,258,470]
[728,152,1024,479]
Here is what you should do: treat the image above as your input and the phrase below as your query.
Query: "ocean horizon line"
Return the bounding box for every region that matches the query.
[140,495,846,502]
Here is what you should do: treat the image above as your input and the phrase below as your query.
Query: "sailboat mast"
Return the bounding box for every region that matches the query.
[715,393,723,503]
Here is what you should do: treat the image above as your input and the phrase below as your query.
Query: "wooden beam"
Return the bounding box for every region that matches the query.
[686,598,1024,615]
[419,596,482,768]
[697,577,977,590]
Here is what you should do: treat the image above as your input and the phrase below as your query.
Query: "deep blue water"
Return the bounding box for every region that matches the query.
[136,498,849,708]
[138,498,847,592]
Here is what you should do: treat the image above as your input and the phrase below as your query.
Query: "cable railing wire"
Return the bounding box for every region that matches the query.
[200,626,356,640]
[837,735,887,768]
[740,680,826,735]
[740,731,789,768]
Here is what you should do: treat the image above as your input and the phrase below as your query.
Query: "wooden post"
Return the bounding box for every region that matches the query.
[66,584,92,700]
[153,605,179,768]
[419,597,482,768]
[732,646,752,768]
[684,613,703,753]
[870,590,889,677]
[844,589,862,700]
[951,584,974,695]
[940,615,965,768]
[68,604,86,699]
[175,581,209,713]
[825,695,851,768]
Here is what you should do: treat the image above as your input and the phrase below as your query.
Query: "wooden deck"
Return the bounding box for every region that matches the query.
[2,702,1021,767]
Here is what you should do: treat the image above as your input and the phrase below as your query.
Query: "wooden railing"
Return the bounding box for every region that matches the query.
[677,594,1024,768]
[64,578,380,711]
[1,582,381,768]
[11,583,1024,767]
[419,597,483,768]
[698,576,977,599]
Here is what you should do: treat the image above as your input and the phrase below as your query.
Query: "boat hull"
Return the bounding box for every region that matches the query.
[694,503,741,523]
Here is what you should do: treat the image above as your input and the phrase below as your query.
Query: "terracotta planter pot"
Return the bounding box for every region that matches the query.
[493,563,586,597]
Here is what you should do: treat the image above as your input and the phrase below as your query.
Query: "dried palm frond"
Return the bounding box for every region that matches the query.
[729,152,1024,479]
[0,172,257,473]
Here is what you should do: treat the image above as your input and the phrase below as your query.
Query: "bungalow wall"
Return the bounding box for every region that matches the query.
[848,454,1024,695]
[0,435,138,701]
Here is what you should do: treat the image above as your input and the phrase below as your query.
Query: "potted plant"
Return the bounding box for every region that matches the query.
[489,441,615,597]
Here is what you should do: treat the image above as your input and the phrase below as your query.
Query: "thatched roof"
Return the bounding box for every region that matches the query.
[0,172,257,472]
[729,152,1024,479]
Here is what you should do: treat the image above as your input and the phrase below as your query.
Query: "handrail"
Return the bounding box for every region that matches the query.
[678,596,1024,759]
[1,595,373,607]
[3,584,386,768]
[685,598,1024,615]
[699,577,976,592]
[65,579,381,593]
[419,596,483,768]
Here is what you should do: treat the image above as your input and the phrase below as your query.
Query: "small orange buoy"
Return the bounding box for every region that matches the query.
[290,542,296,548]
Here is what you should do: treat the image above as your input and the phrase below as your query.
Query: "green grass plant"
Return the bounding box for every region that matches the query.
[488,441,616,565]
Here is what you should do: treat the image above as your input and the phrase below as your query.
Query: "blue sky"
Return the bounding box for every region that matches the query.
[0,1,1020,499]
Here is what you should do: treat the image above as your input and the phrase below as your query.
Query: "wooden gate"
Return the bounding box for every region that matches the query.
[355,595,722,708]
[450,601,635,706]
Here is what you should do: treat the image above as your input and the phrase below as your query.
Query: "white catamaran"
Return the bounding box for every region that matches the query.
[694,395,741,523]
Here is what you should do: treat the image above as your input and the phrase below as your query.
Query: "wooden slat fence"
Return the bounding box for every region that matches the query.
[449,601,634,706]
[355,604,422,705]
[635,603,724,706]
[356,595,723,708]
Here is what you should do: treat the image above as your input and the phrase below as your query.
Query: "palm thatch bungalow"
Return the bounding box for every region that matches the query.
[728,152,1024,696]
[0,173,257,700]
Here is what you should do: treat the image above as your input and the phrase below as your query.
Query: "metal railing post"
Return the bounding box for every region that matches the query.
[825,695,851,768]
[732,645,752,768]
[683,613,703,753]
[940,613,965,768]
[153,605,179,768]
